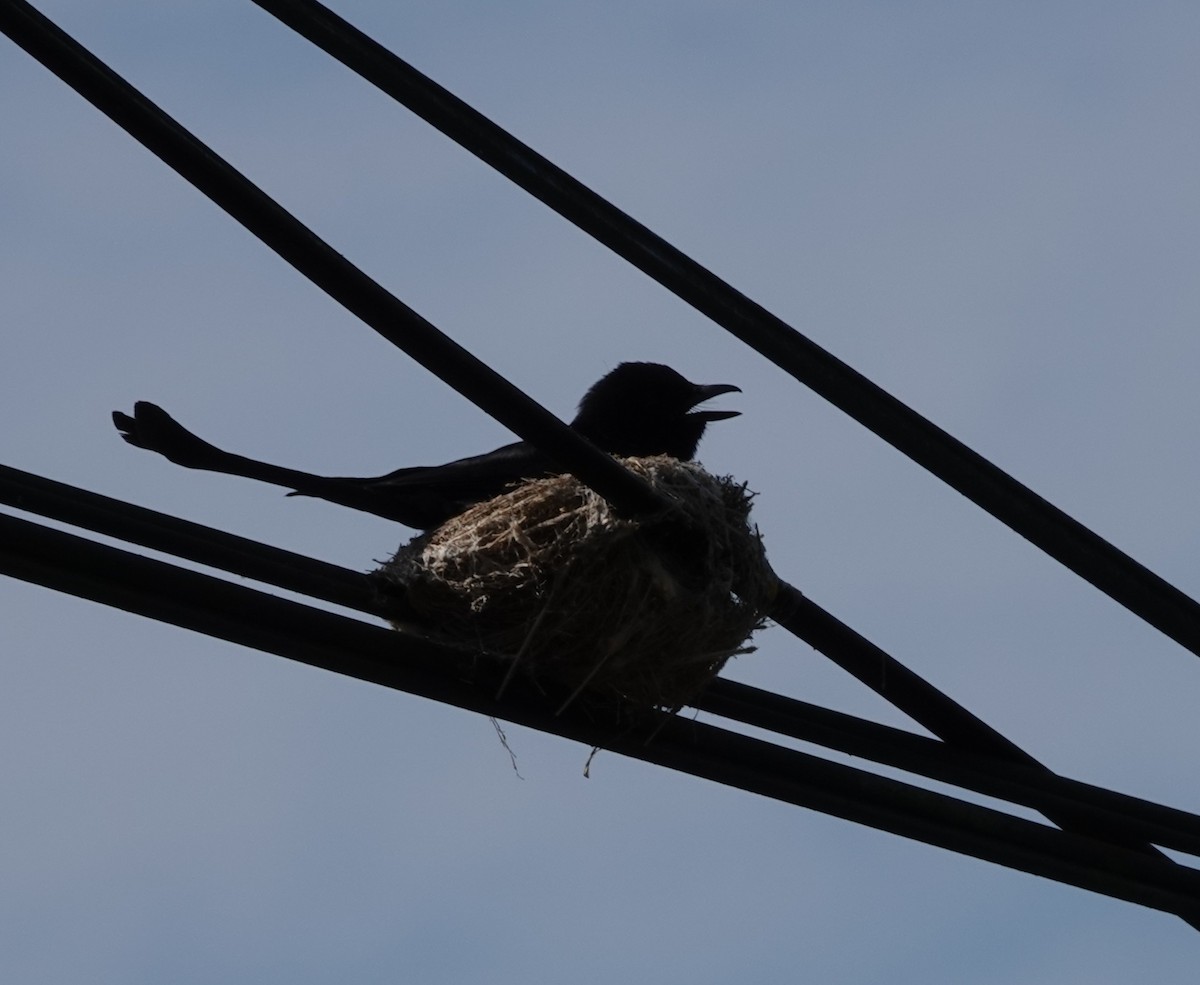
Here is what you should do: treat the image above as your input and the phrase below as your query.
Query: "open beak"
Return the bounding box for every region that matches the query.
[689,382,742,422]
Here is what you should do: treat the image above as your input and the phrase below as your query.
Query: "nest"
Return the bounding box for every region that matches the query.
[375,456,776,713]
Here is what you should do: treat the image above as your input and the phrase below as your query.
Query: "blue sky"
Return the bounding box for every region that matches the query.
[4,1,1200,981]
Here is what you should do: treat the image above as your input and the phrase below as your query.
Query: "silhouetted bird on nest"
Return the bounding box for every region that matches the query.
[113,362,740,530]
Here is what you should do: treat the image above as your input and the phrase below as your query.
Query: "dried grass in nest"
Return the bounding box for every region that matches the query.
[376,456,776,713]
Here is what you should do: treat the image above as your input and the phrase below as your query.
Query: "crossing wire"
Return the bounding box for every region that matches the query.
[5,461,1200,860]
[4,0,1200,931]
[4,508,1200,920]
[243,0,1200,663]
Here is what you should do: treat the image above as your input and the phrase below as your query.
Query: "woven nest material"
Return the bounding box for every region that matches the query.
[376,456,776,712]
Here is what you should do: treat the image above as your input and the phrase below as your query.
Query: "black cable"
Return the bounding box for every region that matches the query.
[0,0,1033,785]
[0,463,385,615]
[5,0,1200,925]
[0,0,666,524]
[771,585,1035,760]
[244,0,1200,662]
[178,4,1200,927]
[701,680,1200,857]
[0,0,1118,766]
[7,462,1200,859]
[4,508,1200,920]
[767,579,1200,936]
[0,0,1103,765]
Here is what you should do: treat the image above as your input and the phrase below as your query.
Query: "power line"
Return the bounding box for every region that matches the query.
[4,0,1199,929]
[703,680,1200,857]
[4,507,1200,920]
[0,0,666,525]
[0,463,383,615]
[0,0,1156,784]
[244,0,1200,662]
[5,463,1200,859]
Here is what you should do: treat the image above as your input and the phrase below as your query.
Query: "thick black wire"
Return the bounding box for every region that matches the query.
[0,463,386,615]
[5,462,1200,858]
[0,0,1026,770]
[701,681,1200,858]
[768,570,1200,933]
[4,508,1200,920]
[0,0,1114,762]
[243,0,1200,663]
[0,0,665,524]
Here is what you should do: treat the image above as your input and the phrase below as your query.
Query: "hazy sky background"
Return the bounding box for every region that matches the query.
[4,2,1200,981]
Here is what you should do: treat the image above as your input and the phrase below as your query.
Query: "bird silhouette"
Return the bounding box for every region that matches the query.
[113,362,740,529]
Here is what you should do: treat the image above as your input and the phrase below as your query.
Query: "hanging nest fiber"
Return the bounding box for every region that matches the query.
[375,456,776,713]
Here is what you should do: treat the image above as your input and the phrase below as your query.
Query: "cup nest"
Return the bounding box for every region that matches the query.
[375,456,775,712]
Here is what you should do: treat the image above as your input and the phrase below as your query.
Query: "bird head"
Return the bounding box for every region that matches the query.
[571,362,741,460]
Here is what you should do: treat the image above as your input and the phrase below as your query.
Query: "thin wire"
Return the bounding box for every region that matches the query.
[6,463,1200,858]
[0,0,1128,757]
[0,463,385,615]
[244,0,1200,662]
[5,0,1200,927]
[0,0,666,524]
[701,680,1200,857]
[4,508,1200,920]
[768,582,1200,932]
[0,0,1106,758]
